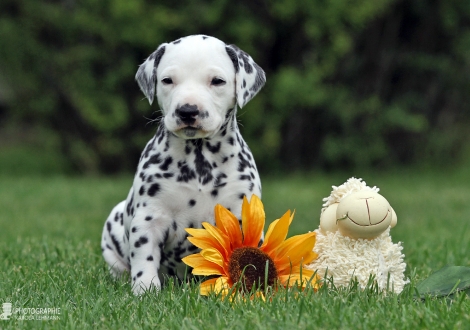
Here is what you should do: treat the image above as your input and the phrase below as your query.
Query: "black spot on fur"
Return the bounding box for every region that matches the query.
[237,49,253,73]
[132,227,137,233]
[159,156,173,171]
[188,244,199,252]
[136,271,143,278]
[211,189,218,197]
[143,153,162,170]
[135,236,149,248]
[185,143,192,155]
[239,174,251,181]
[110,235,124,257]
[157,127,166,145]
[227,137,235,146]
[225,46,240,73]
[147,183,161,196]
[237,152,253,172]
[214,173,227,188]
[172,221,177,231]
[164,138,170,152]
[177,161,196,182]
[163,229,170,243]
[206,141,221,153]
[189,199,196,207]
[147,255,154,261]
[106,221,112,232]
[126,194,134,216]
[238,193,245,199]
[139,185,145,196]
[145,216,152,221]
[194,144,213,185]
[142,135,157,159]
[153,46,166,69]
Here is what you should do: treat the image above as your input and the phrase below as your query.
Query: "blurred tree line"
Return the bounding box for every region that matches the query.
[0,0,469,174]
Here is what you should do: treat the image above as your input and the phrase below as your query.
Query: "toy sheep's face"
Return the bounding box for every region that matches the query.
[320,191,397,239]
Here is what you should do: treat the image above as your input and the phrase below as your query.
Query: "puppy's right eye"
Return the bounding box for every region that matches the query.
[161,77,173,85]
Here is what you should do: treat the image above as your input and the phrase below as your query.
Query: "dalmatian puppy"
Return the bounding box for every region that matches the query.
[101,35,266,295]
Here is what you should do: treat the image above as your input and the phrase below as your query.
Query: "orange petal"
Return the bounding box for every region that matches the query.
[201,222,231,258]
[215,204,243,249]
[241,195,265,247]
[200,248,226,269]
[302,251,319,265]
[186,228,227,254]
[187,236,219,251]
[182,254,224,276]
[185,228,209,238]
[200,277,218,296]
[260,210,293,255]
[275,232,316,272]
[279,268,320,289]
[213,276,231,296]
[200,276,232,296]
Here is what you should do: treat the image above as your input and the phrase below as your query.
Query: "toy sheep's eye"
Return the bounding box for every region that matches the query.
[161,77,173,85]
[211,77,226,86]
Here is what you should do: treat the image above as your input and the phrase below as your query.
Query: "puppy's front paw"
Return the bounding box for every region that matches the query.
[132,273,161,295]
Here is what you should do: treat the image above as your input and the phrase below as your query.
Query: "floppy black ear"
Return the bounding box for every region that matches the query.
[225,44,266,108]
[135,44,167,105]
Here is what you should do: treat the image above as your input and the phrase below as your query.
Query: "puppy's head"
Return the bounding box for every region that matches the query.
[136,35,266,139]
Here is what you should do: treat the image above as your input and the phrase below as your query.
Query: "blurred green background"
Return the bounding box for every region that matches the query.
[0,0,470,175]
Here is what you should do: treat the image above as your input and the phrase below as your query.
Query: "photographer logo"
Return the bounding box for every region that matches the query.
[1,302,12,320]
[1,300,61,321]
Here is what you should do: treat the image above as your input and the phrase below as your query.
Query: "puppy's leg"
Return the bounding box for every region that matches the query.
[101,201,130,276]
[128,210,169,295]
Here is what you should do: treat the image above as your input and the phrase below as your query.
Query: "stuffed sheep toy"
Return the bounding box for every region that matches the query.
[306,177,408,293]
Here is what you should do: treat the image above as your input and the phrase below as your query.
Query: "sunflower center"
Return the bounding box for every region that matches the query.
[228,247,278,292]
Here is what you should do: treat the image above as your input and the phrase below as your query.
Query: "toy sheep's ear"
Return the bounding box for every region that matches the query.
[135,43,167,105]
[225,44,266,109]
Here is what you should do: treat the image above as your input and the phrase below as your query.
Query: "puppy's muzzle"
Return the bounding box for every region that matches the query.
[175,104,199,125]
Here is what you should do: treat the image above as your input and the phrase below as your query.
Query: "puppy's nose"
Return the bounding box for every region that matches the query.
[175,104,199,125]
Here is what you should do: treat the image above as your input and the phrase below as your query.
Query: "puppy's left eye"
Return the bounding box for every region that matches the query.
[211,78,226,86]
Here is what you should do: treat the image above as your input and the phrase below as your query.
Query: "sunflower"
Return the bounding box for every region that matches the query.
[182,195,320,297]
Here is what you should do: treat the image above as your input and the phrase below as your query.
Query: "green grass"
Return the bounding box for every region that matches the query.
[0,167,469,329]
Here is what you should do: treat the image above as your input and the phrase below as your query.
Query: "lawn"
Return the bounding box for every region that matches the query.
[0,166,469,329]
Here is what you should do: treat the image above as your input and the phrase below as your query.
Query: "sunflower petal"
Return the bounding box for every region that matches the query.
[182,254,224,276]
[213,276,231,296]
[185,228,209,238]
[279,268,320,289]
[275,232,316,272]
[200,276,232,296]
[201,222,231,258]
[200,248,226,268]
[200,277,218,296]
[215,204,243,249]
[186,227,227,254]
[241,195,265,247]
[260,210,293,254]
[187,236,218,251]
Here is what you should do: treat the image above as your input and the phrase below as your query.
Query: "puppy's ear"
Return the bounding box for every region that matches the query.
[135,44,167,105]
[225,44,266,109]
